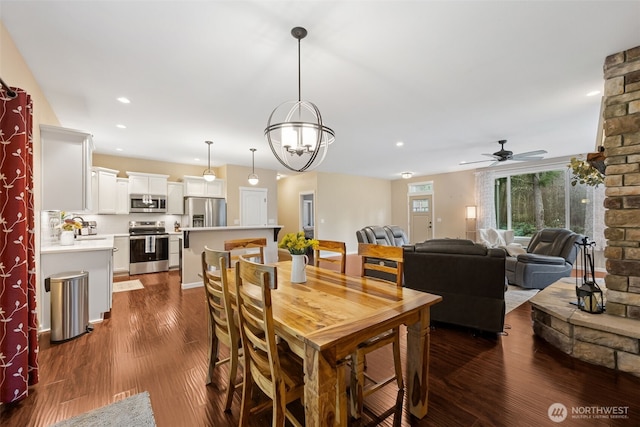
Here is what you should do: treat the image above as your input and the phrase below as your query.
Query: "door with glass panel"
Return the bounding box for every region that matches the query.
[409,195,433,243]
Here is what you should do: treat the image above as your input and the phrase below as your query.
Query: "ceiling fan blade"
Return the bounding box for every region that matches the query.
[511,156,546,161]
[514,149,547,157]
[459,158,496,165]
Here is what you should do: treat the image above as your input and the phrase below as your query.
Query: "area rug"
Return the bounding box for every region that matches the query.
[113,279,144,293]
[505,285,539,314]
[52,391,156,426]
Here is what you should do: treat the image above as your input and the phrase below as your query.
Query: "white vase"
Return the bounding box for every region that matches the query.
[60,230,75,246]
[290,254,309,283]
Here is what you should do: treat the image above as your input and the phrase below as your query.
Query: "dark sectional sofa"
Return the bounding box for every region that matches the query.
[403,238,507,334]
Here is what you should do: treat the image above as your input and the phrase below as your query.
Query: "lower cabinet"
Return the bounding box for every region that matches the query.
[113,236,130,274]
[40,249,113,331]
[169,234,180,268]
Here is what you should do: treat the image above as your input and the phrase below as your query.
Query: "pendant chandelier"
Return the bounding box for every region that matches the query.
[265,26,335,172]
[203,140,216,182]
[248,148,259,185]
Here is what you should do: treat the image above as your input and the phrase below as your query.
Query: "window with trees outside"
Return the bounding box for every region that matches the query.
[494,167,597,239]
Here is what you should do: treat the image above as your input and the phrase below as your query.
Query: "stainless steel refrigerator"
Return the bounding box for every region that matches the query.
[184,197,227,227]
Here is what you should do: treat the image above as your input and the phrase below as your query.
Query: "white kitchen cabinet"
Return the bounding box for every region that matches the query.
[167,182,184,214]
[126,172,169,196]
[113,236,130,274]
[169,234,180,268]
[41,125,93,212]
[183,175,225,198]
[115,178,129,214]
[92,167,118,214]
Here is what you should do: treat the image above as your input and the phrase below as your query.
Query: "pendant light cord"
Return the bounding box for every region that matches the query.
[297,37,301,103]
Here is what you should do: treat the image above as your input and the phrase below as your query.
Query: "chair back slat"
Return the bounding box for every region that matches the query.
[224,237,267,264]
[313,240,347,274]
[358,243,404,287]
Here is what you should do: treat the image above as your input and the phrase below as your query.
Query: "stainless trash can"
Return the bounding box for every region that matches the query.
[45,271,89,342]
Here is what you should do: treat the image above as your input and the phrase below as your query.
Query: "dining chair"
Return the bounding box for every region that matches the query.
[351,243,405,418]
[235,257,305,427]
[201,247,242,412]
[224,237,267,264]
[313,239,347,274]
[278,247,293,261]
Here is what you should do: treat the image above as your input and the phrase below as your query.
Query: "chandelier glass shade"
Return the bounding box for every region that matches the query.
[203,140,216,182]
[248,148,259,185]
[265,26,334,172]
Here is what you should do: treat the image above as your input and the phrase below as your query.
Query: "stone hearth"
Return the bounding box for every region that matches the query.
[530,278,640,377]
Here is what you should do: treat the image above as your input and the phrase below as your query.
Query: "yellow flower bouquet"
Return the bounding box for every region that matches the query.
[278,232,318,255]
[59,212,82,232]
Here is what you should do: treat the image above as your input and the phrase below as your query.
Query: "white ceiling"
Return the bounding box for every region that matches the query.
[2,1,639,179]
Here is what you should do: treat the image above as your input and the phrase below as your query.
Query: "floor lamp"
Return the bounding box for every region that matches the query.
[465,206,477,241]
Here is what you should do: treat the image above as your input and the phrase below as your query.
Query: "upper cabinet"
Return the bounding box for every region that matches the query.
[126,172,169,196]
[41,125,93,211]
[167,182,184,215]
[183,175,225,198]
[115,178,129,214]
[92,167,118,214]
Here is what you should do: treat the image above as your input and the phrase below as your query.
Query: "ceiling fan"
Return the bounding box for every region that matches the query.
[460,140,547,166]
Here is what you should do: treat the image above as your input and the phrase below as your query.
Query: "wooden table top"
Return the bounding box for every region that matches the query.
[232,261,442,361]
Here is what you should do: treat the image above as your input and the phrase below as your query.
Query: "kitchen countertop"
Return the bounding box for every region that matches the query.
[181,225,282,232]
[41,235,115,254]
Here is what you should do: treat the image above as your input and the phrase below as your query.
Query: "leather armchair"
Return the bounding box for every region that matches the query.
[363,226,392,245]
[384,225,409,246]
[505,228,582,289]
[356,225,408,247]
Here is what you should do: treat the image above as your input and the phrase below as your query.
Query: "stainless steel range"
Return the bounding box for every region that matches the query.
[129,221,169,275]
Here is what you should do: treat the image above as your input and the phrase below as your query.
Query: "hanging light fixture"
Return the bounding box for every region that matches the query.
[248,148,259,185]
[265,26,335,172]
[203,140,216,182]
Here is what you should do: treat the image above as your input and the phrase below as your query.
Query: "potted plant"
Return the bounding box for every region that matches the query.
[278,232,318,283]
[568,156,604,188]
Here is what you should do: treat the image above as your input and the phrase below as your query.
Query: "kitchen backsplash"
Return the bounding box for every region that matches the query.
[76,213,184,234]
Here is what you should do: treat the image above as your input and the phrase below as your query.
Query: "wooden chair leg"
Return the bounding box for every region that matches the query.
[206,322,219,384]
[392,328,404,389]
[224,346,238,412]
[239,368,253,427]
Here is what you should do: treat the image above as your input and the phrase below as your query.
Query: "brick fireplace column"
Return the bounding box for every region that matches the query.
[603,45,640,320]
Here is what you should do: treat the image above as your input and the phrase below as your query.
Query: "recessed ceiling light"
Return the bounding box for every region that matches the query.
[117,97,130,104]
[396,141,404,147]
[116,124,126,129]
[115,148,123,152]
[586,90,601,97]
[194,158,200,162]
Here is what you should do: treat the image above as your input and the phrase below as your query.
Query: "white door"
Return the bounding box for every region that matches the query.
[409,194,433,243]
[240,187,268,226]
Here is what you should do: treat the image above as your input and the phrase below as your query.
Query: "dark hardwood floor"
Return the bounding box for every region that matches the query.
[2,258,639,426]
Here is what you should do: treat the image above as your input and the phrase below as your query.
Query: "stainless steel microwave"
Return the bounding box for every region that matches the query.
[129,194,167,213]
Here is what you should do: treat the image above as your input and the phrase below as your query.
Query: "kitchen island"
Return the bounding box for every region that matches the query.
[180,225,282,288]
[40,235,115,332]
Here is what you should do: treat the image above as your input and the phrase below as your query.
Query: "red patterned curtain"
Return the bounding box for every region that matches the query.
[0,87,39,403]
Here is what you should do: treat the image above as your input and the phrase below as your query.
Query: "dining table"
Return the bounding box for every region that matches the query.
[231,260,442,426]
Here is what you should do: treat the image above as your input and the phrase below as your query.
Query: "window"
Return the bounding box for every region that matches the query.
[495,168,594,237]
